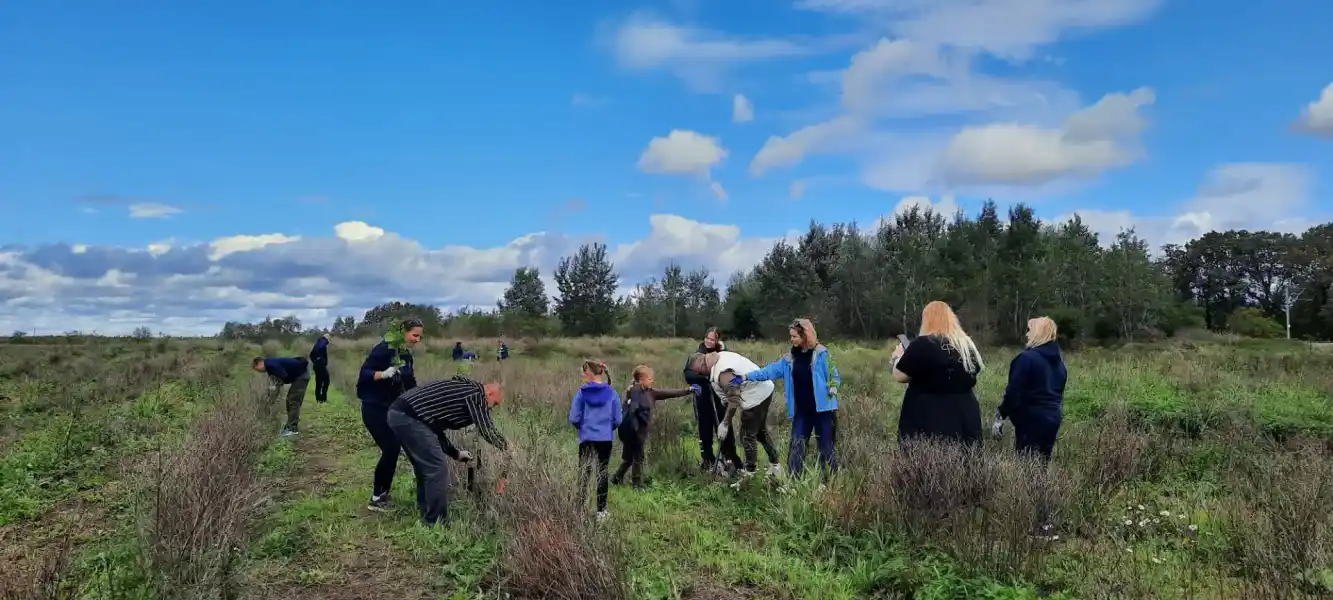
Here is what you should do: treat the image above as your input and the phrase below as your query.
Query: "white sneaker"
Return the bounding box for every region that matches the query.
[596,510,610,523]
[767,464,783,477]
[279,428,299,438]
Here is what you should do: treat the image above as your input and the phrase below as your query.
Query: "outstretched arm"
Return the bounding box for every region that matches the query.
[743,358,786,382]
[649,387,696,401]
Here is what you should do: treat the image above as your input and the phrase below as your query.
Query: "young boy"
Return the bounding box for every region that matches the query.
[612,365,700,488]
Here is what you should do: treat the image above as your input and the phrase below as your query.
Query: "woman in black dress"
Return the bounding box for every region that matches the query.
[890,301,985,445]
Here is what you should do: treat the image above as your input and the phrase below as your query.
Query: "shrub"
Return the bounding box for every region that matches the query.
[1228,307,1284,339]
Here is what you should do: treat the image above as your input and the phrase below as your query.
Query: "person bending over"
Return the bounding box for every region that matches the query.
[252,355,311,437]
[690,350,781,481]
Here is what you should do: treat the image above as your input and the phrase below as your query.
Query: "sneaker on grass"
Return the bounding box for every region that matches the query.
[367,493,393,513]
[279,428,299,438]
[596,510,610,523]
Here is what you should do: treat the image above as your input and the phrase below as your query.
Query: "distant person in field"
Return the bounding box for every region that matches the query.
[690,349,782,481]
[569,360,621,521]
[309,333,331,404]
[497,340,509,361]
[891,301,985,446]
[612,364,700,489]
[996,317,1067,463]
[252,355,311,437]
[741,318,842,479]
[681,327,740,474]
[452,341,465,361]
[356,318,422,513]
[388,374,508,526]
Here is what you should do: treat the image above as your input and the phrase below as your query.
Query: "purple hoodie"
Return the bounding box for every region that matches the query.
[569,381,622,443]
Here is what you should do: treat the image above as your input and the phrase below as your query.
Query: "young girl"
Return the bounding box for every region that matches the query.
[612,365,700,489]
[568,359,621,520]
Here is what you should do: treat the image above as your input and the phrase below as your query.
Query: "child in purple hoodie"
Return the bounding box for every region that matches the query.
[569,359,622,520]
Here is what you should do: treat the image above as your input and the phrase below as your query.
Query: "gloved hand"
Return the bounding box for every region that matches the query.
[828,386,838,396]
[268,382,280,393]
[991,416,1005,438]
[457,450,474,463]
[728,375,743,387]
[717,422,730,440]
[380,366,398,379]
[689,384,702,395]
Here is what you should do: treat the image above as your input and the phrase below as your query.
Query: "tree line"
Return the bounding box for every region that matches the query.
[218,202,1333,344]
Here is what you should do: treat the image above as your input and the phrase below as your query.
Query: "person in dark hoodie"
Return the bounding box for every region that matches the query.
[681,327,740,474]
[452,342,465,361]
[252,355,311,437]
[355,318,423,512]
[996,317,1067,463]
[569,359,622,521]
[309,333,331,404]
[612,365,700,489]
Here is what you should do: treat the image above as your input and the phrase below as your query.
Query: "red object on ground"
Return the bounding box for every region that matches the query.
[496,479,508,494]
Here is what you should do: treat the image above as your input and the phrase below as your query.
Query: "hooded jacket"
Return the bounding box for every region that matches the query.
[309,337,329,364]
[262,357,308,384]
[745,344,841,418]
[569,381,623,443]
[355,341,417,405]
[998,342,1067,419]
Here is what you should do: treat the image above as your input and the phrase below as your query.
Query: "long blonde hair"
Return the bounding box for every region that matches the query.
[1026,317,1058,348]
[919,301,984,374]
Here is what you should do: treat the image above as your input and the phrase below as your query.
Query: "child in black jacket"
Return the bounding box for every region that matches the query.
[612,365,699,488]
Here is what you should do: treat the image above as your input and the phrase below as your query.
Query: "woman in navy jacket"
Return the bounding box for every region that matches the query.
[996,317,1067,463]
[356,318,423,512]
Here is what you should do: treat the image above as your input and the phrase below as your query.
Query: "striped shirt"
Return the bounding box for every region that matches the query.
[394,376,508,456]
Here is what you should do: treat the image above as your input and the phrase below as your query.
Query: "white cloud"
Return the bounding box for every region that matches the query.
[0,214,794,336]
[937,87,1155,185]
[790,180,807,200]
[710,181,729,202]
[638,129,729,177]
[869,194,961,232]
[750,116,866,176]
[1067,163,1320,251]
[1295,82,1333,137]
[128,203,182,219]
[732,94,755,122]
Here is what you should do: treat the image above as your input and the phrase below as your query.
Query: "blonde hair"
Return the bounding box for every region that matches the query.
[1026,317,1058,348]
[632,364,653,383]
[790,318,819,349]
[581,358,611,384]
[919,301,984,374]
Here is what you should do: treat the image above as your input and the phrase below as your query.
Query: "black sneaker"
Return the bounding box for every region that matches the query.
[367,493,393,512]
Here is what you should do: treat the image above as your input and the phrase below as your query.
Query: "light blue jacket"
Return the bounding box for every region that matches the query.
[744,345,841,418]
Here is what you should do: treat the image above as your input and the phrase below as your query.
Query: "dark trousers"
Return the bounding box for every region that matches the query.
[693,390,740,468]
[578,441,613,512]
[284,372,311,431]
[740,396,781,472]
[1014,409,1062,463]
[312,361,330,403]
[360,400,401,498]
[789,409,838,478]
[613,433,645,486]
[387,407,450,525]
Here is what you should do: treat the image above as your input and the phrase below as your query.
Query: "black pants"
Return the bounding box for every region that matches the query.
[360,400,401,498]
[312,360,330,403]
[693,390,740,468]
[613,433,645,486]
[739,395,781,472]
[578,441,613,512]
[1014,409,1062,463]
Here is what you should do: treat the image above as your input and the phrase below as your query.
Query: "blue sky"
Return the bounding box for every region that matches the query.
[1,0,1331,334]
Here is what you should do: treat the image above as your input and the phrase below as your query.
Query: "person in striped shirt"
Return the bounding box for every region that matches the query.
[386,375,508,525]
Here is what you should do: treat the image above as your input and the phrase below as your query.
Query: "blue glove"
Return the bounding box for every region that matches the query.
[728,375,743,387]
[689,384,702,395]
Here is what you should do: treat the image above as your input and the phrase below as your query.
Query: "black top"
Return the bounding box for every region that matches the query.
[895,335,980,395]
[790,346,817,415]
[393,376,507,458]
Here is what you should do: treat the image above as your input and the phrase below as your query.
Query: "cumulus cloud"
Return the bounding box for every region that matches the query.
[128,202,183,219]
[1295,82,1333,137]
[732,94,755,122]
[750,116,866,176]
[937,87,1155,185]
[1066,163,1320,251]
[0,215,792,336]
[638,129,729,178]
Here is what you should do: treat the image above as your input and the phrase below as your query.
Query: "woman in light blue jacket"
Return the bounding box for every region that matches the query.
[743,318,842,479]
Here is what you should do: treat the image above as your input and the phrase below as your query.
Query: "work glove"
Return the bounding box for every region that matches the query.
[380,365,398,379]
[717,422,730,440]
[728,375,743,387]
[689,384,702,395]
[268,382,280,393]
[991,414,1005,438]
[457,450,474,463]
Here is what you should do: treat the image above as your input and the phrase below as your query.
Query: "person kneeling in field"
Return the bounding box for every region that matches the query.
[612,365,700,489]
[689,350,782,482]
[386,374,508,526]
[252,355,311,437]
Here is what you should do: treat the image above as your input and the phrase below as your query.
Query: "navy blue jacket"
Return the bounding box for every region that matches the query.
[356,341,417,404]
[999,342,1067,419]
[309,337,329,364]
[263,357,309,384]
